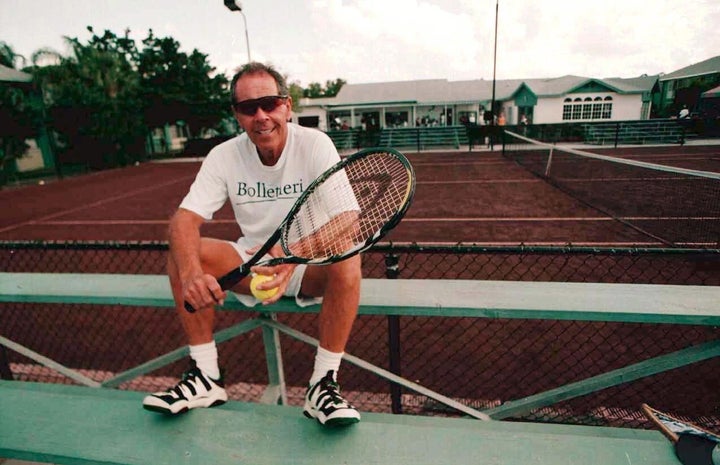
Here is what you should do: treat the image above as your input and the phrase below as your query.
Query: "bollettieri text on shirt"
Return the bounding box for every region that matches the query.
[235,179,305,205]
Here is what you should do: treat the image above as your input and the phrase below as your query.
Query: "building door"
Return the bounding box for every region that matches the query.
[518,106,534,124]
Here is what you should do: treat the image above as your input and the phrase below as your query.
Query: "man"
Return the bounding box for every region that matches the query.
[142,62,362,427]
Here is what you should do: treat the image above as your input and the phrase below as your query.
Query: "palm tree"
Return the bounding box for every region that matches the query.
[0,42,26,69]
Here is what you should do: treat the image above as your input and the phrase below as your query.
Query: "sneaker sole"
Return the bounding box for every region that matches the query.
[303,409,360,427]
[143,397,227,415]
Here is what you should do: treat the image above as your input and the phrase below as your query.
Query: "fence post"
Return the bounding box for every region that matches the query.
[679,125,686,146]
[0,345,13,380]
[614,123,620,148]
[385,253,403,414]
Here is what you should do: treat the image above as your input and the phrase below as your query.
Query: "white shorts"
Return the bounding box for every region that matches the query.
[228,241,323,308]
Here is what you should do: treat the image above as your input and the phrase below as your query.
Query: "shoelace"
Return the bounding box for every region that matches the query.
[170,369,204,400]
[315,379,350,408]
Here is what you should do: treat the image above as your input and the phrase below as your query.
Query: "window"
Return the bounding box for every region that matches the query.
[572,98,583,120]
[582,97,593,119]
[602,96,613,119]
[298,116,319,128]
[562,98,572,120]
[592,97,603,119]
[562,95,614,121]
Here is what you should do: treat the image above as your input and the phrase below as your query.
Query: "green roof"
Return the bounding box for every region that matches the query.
[659,55,720,81]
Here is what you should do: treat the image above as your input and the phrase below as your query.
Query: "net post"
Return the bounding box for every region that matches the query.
[544,147,554,177]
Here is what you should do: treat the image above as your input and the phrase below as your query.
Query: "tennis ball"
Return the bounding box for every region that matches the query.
[250,274,279,300]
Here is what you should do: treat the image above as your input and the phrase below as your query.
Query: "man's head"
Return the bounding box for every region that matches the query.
[230,62,293,162]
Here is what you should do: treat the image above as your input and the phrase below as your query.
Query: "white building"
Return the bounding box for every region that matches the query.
[292,74,659,130]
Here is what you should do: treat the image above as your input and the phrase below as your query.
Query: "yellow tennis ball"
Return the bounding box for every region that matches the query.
[250,274,279,300]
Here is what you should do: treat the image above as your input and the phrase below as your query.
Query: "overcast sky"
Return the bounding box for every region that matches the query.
[2,0,718,86]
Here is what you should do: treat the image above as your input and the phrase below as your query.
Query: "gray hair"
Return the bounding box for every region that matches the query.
[230,62,289,104]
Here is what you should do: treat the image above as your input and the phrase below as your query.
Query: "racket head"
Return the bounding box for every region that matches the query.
[280,147,415,264]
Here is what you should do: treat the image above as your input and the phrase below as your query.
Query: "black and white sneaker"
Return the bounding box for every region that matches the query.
[142,362,227,415]
[303,370,360,426]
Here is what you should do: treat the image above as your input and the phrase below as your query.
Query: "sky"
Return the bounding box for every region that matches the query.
[1,0,719,87]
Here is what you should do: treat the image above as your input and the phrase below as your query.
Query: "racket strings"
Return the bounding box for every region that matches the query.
[285,152,411,260]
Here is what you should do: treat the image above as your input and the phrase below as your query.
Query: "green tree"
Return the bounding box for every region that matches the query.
[0,42,26,68]
[138,31,229,136]
[0,42,36,187]
[287,80,304,111]
[302,78,346,98]
[30,28,144,168]
[323,78,346,97]
[27,27,229,168]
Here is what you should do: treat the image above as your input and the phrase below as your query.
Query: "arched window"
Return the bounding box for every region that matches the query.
[563,95,615,121]
[592,97,603,119]
[562,98,573,120]
[602,96,613,119]
[582,97,593,119]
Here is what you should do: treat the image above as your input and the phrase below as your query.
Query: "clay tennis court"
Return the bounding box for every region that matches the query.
[4,143,718,245]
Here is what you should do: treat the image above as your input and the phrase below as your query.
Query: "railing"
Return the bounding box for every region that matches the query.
[1,241,719,430]
[582,119,686,146]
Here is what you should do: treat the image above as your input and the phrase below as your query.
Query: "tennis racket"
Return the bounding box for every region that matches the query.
[641,403,720,444]
[185,147,415,312]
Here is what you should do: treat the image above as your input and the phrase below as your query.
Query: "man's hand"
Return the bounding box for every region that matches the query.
[247,244,296,305]
[182,272,227,310]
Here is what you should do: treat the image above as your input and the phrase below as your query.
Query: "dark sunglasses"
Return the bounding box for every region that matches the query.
[232,95,288,116]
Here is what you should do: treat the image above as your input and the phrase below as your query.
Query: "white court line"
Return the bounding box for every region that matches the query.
[0,176,194,235]
[402,216,720,222]
[35,215,720,226]
[419,179,541,184]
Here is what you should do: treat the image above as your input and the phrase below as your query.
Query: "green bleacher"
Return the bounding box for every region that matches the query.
[583,119,687,145]
[325,128,361,150]
[326,126,470,152]
[379,125,469,150]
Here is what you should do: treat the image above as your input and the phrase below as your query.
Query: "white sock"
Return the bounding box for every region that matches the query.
[189,341,220,380]
[309,346,343,385]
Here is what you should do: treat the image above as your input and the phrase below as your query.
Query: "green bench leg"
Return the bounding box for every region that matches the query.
[260,313,287,405]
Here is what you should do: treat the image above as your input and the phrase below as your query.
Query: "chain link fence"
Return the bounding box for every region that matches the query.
[2,240,719,431]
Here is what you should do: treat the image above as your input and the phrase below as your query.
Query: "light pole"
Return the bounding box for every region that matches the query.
[490,0,498,150]
[224,0,251,63]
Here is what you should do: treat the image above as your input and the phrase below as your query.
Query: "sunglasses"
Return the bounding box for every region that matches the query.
[232,95,288,116]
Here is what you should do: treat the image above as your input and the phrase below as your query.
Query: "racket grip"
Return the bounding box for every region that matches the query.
[183,267,248,313]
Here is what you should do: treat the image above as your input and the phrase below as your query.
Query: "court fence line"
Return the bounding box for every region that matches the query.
[1,240,719,431]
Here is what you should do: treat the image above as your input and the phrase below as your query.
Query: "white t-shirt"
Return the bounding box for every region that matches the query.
[180,123,340,251]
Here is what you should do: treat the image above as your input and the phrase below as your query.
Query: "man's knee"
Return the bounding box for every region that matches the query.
[325,256,362,289]
[301,256,361,297]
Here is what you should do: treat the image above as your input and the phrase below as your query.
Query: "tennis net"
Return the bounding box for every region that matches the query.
[502,131,720,247]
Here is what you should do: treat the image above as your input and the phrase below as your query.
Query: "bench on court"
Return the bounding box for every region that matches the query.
[3,272,720,464]
[0,380,677,465]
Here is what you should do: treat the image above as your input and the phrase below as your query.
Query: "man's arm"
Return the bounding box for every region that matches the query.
[168,208,225,309]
